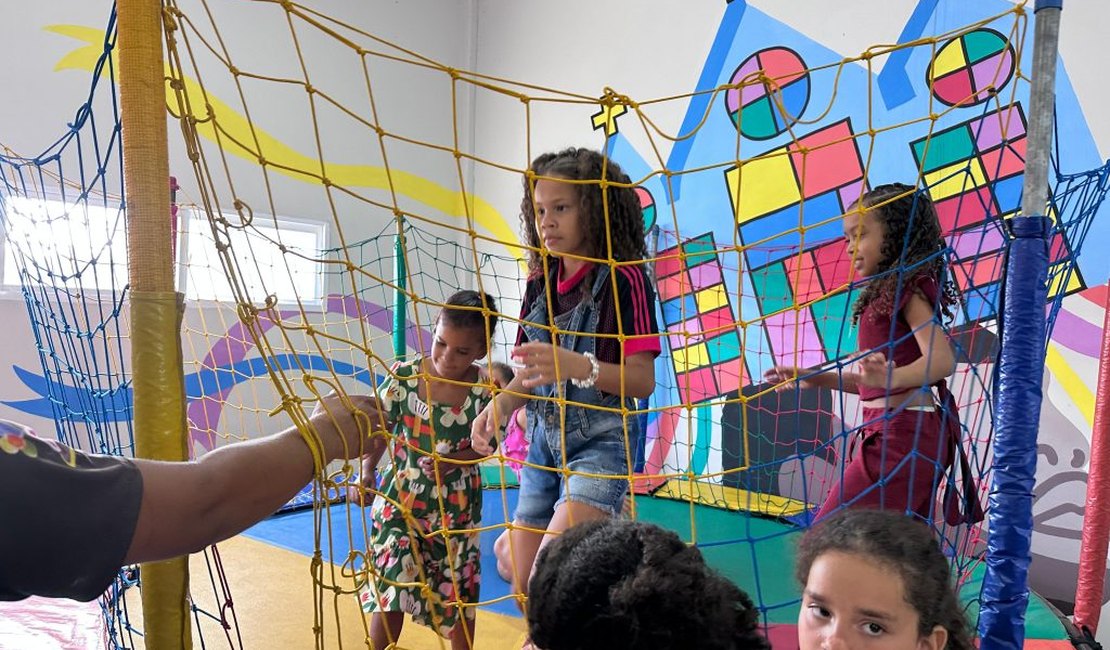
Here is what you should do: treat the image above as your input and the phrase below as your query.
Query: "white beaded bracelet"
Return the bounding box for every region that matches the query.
[571,351,600,389]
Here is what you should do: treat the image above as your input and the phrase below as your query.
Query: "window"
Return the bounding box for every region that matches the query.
[1,196,129,292]
[0,199,328,305]
[181,209,327,304]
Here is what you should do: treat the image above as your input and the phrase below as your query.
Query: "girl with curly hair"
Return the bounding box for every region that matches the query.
[795,509,975,650]
[765,183,981,524]
[471,148,661,622]
[528,519,769,650]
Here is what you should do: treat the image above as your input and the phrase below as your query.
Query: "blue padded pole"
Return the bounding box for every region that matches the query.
[978,2,1061,648]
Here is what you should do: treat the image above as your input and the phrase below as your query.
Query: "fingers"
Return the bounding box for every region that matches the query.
[417,456,437,479]
[860,352,886,366]
[471,409,495,455]
[763,366,797,392]
[512,342,561,387]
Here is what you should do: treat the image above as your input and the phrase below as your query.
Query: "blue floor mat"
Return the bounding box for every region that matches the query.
[244,487,522,618]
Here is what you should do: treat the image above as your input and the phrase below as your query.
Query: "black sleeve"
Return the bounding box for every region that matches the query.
[0,423,143,602]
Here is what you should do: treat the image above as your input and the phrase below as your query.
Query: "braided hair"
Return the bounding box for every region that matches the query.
[850,183,959,324]
[520,148,646,282]
[528,519,769,650]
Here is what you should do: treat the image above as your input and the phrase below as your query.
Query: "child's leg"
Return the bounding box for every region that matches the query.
[493,529,513,582]
[817,409,947,520]
[369,611,404,650]
[450,612,476,650]
[520,501,611,600]
[502,521,546,608]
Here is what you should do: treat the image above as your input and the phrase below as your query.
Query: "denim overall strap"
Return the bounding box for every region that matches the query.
[519,265,610,398]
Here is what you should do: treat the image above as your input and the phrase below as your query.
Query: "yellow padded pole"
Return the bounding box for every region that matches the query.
[118,0,191,647]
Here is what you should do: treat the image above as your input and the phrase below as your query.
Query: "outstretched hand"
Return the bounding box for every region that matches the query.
[512,342,588,388]
[470,398,507,455]
[310,392,387,462]
[763,365,811,392]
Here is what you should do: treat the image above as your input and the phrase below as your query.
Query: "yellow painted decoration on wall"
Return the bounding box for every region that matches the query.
[1045,342,1094,427]
[47,24,523,263]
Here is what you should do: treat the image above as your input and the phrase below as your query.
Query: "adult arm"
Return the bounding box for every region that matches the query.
[123,393,383,564]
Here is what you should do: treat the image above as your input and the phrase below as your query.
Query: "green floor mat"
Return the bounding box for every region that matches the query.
[632,497,1068,639]
[480,464,519,488]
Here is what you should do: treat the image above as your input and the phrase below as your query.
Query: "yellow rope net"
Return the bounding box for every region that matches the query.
[152,1,1042,647]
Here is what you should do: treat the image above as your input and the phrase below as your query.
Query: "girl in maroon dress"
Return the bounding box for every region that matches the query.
[766,183,980,524]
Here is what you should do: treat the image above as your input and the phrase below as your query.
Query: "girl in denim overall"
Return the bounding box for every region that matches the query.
[765,184,981,525]
[471,148,660,624]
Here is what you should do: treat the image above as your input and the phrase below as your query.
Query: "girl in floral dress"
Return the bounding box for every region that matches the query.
[359,290,498,650]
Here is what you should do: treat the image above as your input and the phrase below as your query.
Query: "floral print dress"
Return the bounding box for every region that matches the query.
[360,357,488,637]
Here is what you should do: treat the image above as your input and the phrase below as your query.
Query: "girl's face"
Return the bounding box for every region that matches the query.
[429,321,486,382]
[798,551,947,650]
[843,208,886,277]
[534,178,587,260]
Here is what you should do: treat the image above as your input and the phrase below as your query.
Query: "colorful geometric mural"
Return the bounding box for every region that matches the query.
[724,118,865,368]
[912,102,1085,322]
[726,47,810,140]
[656,232,748,404]
[927,28,1016,108]
[637,186,657,231]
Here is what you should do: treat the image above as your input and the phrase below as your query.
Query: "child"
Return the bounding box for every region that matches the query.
[471,148,661,613]
[482,361,530,479]
[795,509,974,650]
[358,290,498,650]
[483,361,532,582]
[528,519,769,650]
[764,183,980,524]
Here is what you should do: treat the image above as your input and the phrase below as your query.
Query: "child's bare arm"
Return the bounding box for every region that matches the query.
[418,446,484,483]
[593,351,654,398]
[471,373,530,454]
[764,365,862,393]
[513,343,655,399]
[439,447,485,463]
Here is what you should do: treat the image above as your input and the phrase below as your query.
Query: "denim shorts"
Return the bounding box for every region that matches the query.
[513,411,630,527]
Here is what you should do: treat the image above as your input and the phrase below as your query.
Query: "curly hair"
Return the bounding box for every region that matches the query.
[795,510,975,650]
[851,183,960,324]
[528,519,769,650]
[520,148,647,280]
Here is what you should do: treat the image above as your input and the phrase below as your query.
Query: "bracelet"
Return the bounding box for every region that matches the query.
[571,351,600,389]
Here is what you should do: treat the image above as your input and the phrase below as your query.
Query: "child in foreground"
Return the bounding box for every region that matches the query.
[795,508,974,650]
[527,519,769,650]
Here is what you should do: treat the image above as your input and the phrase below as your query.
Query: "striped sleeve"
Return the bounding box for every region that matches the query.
[615,266,661,357]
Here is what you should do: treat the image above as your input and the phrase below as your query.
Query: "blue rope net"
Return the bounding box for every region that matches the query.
[0,8,243,649]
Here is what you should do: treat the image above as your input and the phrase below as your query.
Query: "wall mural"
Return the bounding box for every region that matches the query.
[600,0,1107,610]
